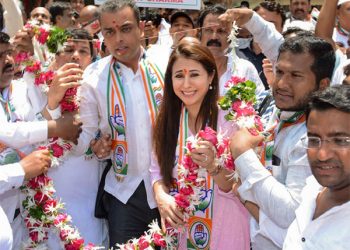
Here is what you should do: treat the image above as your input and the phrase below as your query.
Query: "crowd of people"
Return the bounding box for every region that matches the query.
[0,0,349,249]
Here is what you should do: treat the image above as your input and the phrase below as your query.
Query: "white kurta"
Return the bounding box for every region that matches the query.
[283,176,350,250]
[235,112,312,250]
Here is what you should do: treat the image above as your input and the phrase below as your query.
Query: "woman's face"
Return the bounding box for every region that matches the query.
[172,57,213,112]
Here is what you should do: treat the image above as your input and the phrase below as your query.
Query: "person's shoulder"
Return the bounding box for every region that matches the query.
[84,55,113,75]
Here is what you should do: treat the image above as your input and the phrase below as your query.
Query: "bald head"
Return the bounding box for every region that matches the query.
[79,5,99,24]
[30,7,51,24]
[78,5,100,35]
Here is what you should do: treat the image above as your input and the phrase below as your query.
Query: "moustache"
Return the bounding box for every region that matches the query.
[2,63,13,73]
[207,39,221,47]
[295,9,305,12]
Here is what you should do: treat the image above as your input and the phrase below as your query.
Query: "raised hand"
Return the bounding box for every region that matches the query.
[190,140,216,171]
[47,63,83,110]
[13,28,34,55]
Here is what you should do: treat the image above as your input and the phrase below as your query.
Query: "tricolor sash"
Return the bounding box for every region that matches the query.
[261,111,306,171]
[107,57,164,181]
[174,108,214,250]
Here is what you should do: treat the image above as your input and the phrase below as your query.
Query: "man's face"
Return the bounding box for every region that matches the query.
[273,51,318,111]
[100,7,142,67]
[30,7,51,24]
[0,43,14,90]
[57,9,75,29]
[256,7,283,33]
[307,108,350,190]
[337,2,350,32]
[290,0,310,20]
[79,11,100,36]
[60,40,92,70]
[200,13,230,58]
[71,0,84,13]
[170,17,195,46]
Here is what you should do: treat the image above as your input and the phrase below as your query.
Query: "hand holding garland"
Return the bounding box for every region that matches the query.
[47,63,82,111]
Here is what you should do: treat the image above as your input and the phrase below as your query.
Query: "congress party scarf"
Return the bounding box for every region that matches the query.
[107,56,164,181]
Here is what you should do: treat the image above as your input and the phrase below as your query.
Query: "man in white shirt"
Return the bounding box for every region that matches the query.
[75,0,163,247]
[283,0,316,31]
[229,35,336,250]
[284,85,350,249]
[197,4,265,97]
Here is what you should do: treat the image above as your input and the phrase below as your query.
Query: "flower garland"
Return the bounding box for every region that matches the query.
[16,21,97,249]
[115,127,234,250]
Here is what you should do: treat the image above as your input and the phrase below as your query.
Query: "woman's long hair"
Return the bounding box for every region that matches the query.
[153,40,219,187]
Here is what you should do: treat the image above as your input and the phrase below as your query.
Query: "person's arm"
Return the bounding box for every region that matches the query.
[231,129,310,228]
[150,152,184,231]
[219,9,284,64]
[0,0,23,37]
[0,149,50,195]
[315,0,338,48]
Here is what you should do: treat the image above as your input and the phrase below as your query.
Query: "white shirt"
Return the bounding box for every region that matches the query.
[244,13,284,65]
[283,176,350,250]
[332,28,349,49]
[146,42,173,73]
[0,163,24,250]
[76,54,158,208]
[220,54,265,97]
[235,112,312,249]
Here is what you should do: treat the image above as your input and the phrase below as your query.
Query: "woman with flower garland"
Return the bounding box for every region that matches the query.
[150,39,250,249]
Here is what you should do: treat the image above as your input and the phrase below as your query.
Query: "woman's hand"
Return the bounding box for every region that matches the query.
[190,140,216,172]
[155,187,184,232]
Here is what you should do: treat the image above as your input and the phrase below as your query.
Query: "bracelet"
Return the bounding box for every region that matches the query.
[208,164,222,176]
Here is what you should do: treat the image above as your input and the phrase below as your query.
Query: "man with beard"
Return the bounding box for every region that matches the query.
[283,85,350,249]
[229,35,335,250]
[197,4,265,97]
[283,0,316,31]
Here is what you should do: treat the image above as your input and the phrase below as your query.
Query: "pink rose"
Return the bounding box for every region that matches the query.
[34,73,47,85]
[15,52,30,64]
[198,127,218,145]
[37,28,49,44]
[185,173,198,183]
[51,143,64,158]
[34,191,50,204]
[64,87,78,97]
[60,229,69,241]
[254,116,264,132]
[138,236,150,250]
[83,243,96,250]
[27,179,40,189]
[175,193,190,209]
[43,199,57,213]
[179,185,194,196]
[29,231,39,242]
[54,213,68,225]
[25,61,41,73]
[153,233,166,247]
[65,238,84,250]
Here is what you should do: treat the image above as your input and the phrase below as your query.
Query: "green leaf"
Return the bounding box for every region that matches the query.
[46,27,68,54]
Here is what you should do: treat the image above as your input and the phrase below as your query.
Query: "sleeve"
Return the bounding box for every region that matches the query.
[236,147,310,229]
[0,162,24,195]
[1,0,23,37]
[244,13,284,64]
[0,120,48,149]
[72,79,100,156]
[149,151,163,186]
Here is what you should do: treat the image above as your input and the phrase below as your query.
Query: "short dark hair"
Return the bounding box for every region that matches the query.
[49,1,71,24]
[278,35,335,85]
[0,32,10,44]
[98,0,140,23]
[140,9,162,28]
[306,85,350,120]
[282,27,313,38]
[66,28,93,56]
[254,1,286,27]
[198,4,226,28]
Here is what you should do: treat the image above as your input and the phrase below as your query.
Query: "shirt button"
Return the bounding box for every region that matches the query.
[301,237,306,242]
[12,186,15,189]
